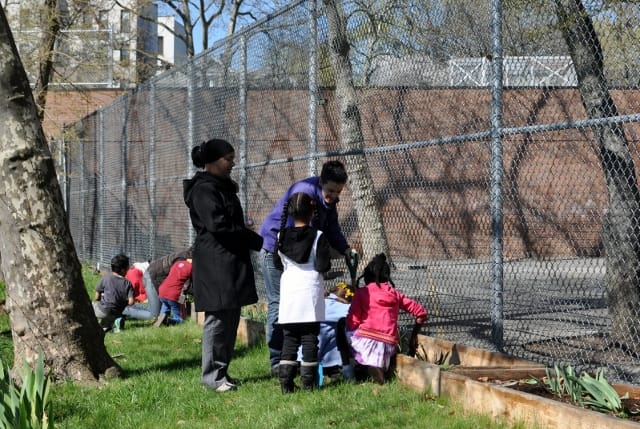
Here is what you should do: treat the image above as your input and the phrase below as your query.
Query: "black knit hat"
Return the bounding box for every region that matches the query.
[191,139,235,168]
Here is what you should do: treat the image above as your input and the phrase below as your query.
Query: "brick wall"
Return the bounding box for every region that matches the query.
[42,89,125,139]
[66,87,640,260]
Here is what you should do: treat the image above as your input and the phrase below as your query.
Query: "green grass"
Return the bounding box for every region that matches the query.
[0,268,523,429]
[52,322,519,429]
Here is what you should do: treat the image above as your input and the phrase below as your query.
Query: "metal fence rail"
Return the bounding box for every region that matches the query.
[57,0,640,384]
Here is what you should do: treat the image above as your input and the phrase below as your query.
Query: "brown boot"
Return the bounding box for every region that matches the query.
[367,366,385,384]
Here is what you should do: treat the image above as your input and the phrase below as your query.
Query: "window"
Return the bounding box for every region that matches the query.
[98,10,108,28]
[82,12,93,27]
[157,36,164,55]
[120,47,130,65]
[120,10,131,33]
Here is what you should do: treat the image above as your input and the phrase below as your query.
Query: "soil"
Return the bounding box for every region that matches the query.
[487,378,640,422]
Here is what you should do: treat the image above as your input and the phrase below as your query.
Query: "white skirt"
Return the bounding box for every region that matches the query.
[347,330,397,370]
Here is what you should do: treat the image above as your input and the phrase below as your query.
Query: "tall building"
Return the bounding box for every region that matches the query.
[157,15,187,70]
[5,0,160,88]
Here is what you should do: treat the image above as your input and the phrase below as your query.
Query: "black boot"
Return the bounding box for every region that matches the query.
[300,362,317,391]
[367,366,386,384]
[279,360,298,394]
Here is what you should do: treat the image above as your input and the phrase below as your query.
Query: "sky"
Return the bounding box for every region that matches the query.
[157,1,284,56]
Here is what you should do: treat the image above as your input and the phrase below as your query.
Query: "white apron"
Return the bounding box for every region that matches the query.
[278,230,325,324]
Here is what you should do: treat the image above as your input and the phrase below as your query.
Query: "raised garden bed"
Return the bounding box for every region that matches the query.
[395,335,640,428]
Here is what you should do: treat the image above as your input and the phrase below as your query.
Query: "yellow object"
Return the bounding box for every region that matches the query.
[336,281,354,298]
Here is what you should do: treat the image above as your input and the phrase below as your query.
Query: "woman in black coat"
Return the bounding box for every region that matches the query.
[183,138,263,392]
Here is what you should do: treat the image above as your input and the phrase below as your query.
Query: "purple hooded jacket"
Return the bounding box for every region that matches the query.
[259,176,349,254]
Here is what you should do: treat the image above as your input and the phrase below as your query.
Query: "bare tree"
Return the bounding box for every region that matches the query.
[554,0,640,348]
[322,0,390,262]
[32,0,60,123]
[0,4,123,382]
[150,0,262,57]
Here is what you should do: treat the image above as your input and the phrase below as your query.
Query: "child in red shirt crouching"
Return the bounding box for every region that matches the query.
[155,258,192,326]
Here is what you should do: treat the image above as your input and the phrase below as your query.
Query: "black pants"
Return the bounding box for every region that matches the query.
[335,317,352,365]
[280,322,320,363]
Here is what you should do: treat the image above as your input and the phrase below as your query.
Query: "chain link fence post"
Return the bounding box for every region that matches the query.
[490,0,505,351]
[308,0,318,177]
[239,35,248,211]
[149,81,157,260]
[121,95,128,255]
[187,62,195,246]
[98,110,105,268]
[80,128,86,259]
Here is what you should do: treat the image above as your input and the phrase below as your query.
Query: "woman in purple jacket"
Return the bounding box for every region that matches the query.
[259,160,356,376]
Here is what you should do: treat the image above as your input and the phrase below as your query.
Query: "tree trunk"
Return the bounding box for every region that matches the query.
[32,0,60,124]
[555,0,640,347]
[322,0,390,263]
[0,5,123,382]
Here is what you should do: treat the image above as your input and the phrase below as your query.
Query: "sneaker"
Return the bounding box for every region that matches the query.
[154,313,167,327]
[215,381,237,392]
[113,318,123,333]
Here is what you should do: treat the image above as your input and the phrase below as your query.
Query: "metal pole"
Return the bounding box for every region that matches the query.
[239,35,248,212]
[62,130,70,218]
[55,134,67,213]
[308,0,318,176]
[150,81,157,260]
[187,62,195,246]
[108,27,114,86]
[121,95,128,254]
[98,110,105,267]
[80,125,86,260]
[490,0,504,351]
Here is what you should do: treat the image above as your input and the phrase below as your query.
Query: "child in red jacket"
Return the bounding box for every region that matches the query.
[155,258,192,326]
[346,253,427,384]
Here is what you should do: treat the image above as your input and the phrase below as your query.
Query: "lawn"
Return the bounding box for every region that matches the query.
[0,268,522,429]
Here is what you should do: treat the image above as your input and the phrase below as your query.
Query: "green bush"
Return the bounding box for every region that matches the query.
[0,353,53,429]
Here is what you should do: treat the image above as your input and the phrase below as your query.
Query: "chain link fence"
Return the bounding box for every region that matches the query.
[56,0,640,384]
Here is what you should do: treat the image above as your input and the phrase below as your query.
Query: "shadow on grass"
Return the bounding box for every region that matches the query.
[122,356,201,377]
[119,342,263,378]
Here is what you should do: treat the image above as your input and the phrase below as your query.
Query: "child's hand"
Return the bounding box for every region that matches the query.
[415,316,426,325]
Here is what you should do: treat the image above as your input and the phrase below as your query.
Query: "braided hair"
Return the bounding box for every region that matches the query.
[276,192,317,254]
[360,253,394,288]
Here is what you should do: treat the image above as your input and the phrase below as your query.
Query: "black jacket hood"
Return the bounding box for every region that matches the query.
[279,226,317,264]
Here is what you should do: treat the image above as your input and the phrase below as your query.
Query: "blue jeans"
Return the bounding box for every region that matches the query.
[260,249,283,368]
[159,298,184,324]
[142,270,161,317]
[122,304,154,320]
